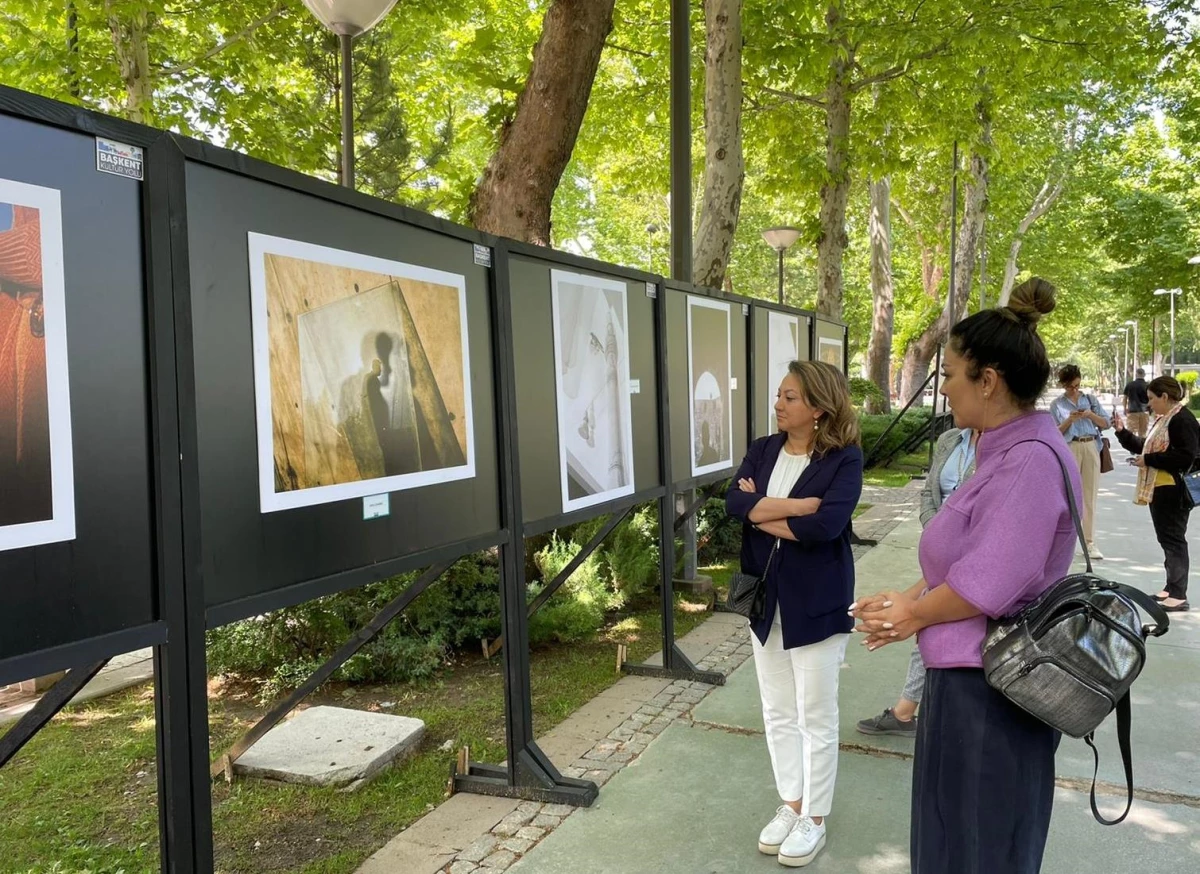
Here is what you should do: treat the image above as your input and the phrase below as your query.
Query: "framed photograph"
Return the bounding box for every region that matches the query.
[550,270,635,512]
[0,179,74,551]
[687,295,733,476]
[766,311,800,431]
[248,233,475,513]
[818,336,844,369]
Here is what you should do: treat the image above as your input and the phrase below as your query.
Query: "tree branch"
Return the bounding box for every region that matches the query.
[160,4,288,78]
[848,41,951,94]
[604,40,653,59]
[756,85,825,110]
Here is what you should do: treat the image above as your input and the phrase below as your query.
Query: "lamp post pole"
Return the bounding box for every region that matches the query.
[340,33,354,187]
[302,0,400,190]
[761,227,801,304]
[1155,288,1183,376]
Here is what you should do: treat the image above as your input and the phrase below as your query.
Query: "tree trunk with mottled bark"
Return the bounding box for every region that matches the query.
[865,176,893,413]
[469,0,616,244]
[106,2,154,123]
[815,29,852,320]
[692,0,744,289]
[999,177,1066,304]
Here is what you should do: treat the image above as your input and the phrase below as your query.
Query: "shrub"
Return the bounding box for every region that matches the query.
[697,495,742,565]
[1177,370,1197,393]
[849,376,886,409]
[530,535,607,644]
[860,409,933,465]
[603,506,660,605]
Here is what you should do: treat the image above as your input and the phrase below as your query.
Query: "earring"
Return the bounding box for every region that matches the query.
[813,419,820,431]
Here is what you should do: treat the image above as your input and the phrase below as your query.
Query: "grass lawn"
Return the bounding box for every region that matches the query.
[0,589,726,874]
[863,450,928,488]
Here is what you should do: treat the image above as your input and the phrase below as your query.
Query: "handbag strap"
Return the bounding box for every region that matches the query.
[1013,439,1093,574]
[1085,693,1134,825]
[1014,439,1171,634]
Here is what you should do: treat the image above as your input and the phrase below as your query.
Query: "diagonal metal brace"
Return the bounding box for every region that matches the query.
[210,558,456,779]
[485,506,635,658]
[673,480,729,533]
[0,659,109,769]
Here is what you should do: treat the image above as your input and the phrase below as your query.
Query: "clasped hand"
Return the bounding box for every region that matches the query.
[849,590,922,651]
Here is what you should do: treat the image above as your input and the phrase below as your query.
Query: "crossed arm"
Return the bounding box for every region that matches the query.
[735,477,820,541]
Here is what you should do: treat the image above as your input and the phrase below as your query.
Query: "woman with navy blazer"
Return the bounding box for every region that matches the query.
[725,360,863,868]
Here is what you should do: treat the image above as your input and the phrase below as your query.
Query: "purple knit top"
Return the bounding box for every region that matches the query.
[917,411,1082,669]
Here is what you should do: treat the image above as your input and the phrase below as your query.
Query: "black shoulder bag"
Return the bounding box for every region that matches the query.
[726,538,778,621]
[981,439,1170,825]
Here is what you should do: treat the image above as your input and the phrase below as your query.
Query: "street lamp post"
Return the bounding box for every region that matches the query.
[302,0,400,189]
[1122,325,1130,385]
[1154,288,1183,376]
[1125,319,1138,378]
[761,227,801,304]
[1108,334,1119,390]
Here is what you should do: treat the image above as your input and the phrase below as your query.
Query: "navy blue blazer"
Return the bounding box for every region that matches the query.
[725,434,863,648]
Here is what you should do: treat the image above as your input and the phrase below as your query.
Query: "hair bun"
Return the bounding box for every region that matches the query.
[1005,277,1056,327]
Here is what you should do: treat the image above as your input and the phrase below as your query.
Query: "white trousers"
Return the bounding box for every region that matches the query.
[751,611,849,817]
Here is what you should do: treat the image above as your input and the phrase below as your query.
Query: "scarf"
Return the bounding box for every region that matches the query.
[1135,403,1182,505]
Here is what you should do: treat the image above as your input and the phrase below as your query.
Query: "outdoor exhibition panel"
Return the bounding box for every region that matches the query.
[507,250,662,531]
[751,303,815,440]
[170,141,504,626]
[0,94,167,684]
[812,315,848,374]
[665,283,750,489]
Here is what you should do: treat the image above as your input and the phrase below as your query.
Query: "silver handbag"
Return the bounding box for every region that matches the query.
[981,439,1170,825]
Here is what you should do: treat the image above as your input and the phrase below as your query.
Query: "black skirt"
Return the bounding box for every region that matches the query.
[911,668,1060,874]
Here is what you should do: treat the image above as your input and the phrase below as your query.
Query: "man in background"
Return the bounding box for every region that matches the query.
[1123,368,1150,439]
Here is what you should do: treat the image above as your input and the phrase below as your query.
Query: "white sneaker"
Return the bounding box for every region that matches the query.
[758,805,801,854]
[778,816,826,867]
[1088,544,1104,560]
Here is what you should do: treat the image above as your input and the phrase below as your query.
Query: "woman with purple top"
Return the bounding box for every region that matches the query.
[850,277,1081,874]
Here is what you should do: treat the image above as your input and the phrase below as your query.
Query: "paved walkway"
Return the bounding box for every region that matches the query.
[0,648,154,727]
[360,444,1200,874]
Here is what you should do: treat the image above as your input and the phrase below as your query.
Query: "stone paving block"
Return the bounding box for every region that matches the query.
[515,826,545,841]
[499,838,534,855]
[449,862,478,874]
[583,769,613,786]
[539,804,576,817]
[458,835,498,864]
[609,750,634,763]
[480,849,517,870]
[531,813,562,828]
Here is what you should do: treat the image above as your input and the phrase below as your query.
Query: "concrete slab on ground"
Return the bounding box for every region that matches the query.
[507,721,1200,874]
[234,706,424,789]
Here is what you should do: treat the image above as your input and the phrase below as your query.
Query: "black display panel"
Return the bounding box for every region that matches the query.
[751,304,815,440]
[181,162,501,621]
[667,286,749,485]
[813,317,848,373]
[0,114,160,669]
[509,255,661,528]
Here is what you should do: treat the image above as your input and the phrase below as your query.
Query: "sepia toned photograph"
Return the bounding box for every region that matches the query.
[766,311,800,433]
[687,295,733,476]
[818,336,844,369]
[249,233,474,512]
[550,270,635,513]
[0,179,74,552]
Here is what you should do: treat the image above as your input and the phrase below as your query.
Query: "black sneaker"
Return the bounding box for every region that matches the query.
[855,708,917,737]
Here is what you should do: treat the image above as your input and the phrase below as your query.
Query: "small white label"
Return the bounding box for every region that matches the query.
[742,303,750,316]
[472,244,492,267]
[645,282,658,299]
[363,493,390,520]
[730,377,739,391]
[96,138,143,180]
[629,379,641,394]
